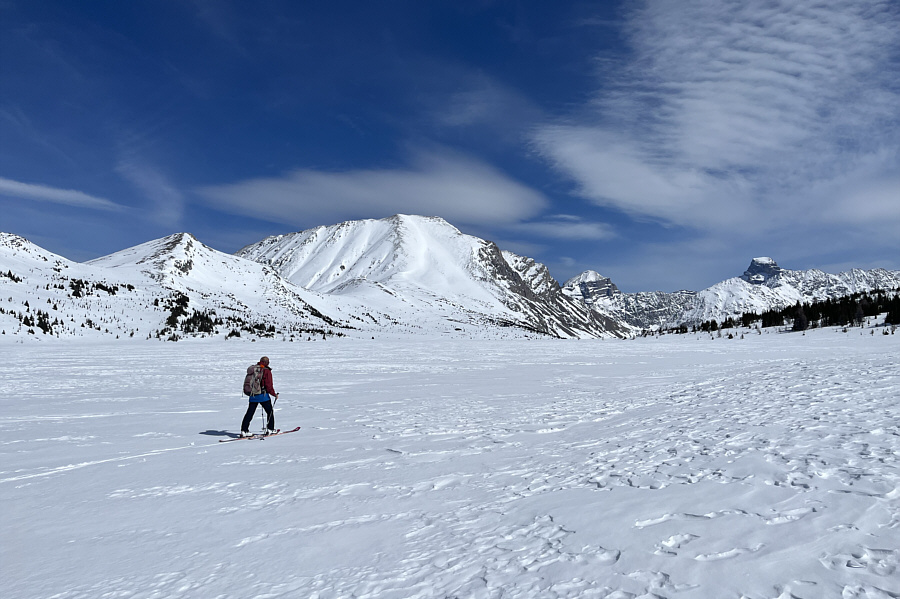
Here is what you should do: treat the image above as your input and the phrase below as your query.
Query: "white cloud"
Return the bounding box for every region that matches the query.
[536,0,900,236]
[510,215,617,241]
[534,127,741,228]
[197,148,548,228]
[0,176,124,212]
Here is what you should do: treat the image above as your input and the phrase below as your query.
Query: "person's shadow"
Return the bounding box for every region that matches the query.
[200,430,239,439]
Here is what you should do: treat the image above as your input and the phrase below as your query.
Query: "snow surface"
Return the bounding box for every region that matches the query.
[3,328,900,598]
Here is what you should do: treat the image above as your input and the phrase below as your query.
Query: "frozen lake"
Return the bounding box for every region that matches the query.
[3,329,899,598]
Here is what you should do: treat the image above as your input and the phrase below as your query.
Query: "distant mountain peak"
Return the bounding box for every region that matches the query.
[561,270,620,305]
[0,231,71,267]
[8,218,899,341]
[564,270,611,286]
[741,257,782,284]
[0,232,29,247]
[88,232,209,279]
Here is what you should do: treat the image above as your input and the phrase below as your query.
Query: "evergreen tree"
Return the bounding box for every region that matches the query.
[792,304,809,332]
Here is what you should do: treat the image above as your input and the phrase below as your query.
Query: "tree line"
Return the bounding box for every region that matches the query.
[683,289,900,334]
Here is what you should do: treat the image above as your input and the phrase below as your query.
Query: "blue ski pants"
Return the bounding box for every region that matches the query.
[241,398,274,432]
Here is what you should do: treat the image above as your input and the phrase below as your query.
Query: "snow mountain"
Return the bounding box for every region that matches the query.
[681,257,900,325]
[564,257,900,330]
[237,215,623,338]
[1,220,624,341]
[0,232,346,341]
[5,224,898,341]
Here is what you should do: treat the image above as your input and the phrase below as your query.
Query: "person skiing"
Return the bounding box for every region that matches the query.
[241,356,279,437]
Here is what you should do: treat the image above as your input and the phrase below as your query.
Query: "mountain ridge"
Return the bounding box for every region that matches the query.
[238,214,623,338]
[1,231,348,341]
[3,220,898,340]
[564,257,900,330]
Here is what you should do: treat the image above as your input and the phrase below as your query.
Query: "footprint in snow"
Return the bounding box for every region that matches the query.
[694,543,765,561]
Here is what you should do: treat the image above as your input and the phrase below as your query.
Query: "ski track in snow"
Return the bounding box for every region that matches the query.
[2,330,899,598]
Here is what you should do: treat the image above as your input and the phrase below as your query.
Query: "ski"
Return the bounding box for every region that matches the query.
[219,434,263,442]
[218,426,300,442]
[264,426,301,438]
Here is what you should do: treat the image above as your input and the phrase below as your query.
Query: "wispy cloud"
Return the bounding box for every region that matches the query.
[0,176,124,212]
[197,148,548,228]
[116,159,185,228]
[511,215,617,240]
[432,71,544,137]
[535,0,900,236]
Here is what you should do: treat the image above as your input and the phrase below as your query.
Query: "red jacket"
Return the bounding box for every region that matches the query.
[258,365,276,396]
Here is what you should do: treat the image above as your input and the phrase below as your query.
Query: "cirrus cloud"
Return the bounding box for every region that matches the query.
[0,176,124,212]
[510,214,617,241]
[535,0,900,237]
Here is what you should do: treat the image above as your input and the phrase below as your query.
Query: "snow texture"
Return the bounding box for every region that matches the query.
[3,328,899,598]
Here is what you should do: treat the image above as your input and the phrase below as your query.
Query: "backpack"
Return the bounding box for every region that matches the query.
[243,364,264,396]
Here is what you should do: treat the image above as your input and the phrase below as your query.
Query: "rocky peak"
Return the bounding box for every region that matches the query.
[741,257,782,284]
[502,251,560,300]
[562,270,620,304]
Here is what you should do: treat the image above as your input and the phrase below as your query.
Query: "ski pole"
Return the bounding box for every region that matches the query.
[260,401,266,433]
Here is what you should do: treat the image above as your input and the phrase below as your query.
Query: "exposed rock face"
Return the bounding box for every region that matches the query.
[561,270,693,330]
[502,251,561,301]
[562,271,620,305]
[563,257,900,331]
[604,290,697,330]
[500,251,624,338]
[741,257,782,284]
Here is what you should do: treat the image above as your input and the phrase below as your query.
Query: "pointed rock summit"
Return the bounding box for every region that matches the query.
[562,270,620,305]
[741,257,782,284]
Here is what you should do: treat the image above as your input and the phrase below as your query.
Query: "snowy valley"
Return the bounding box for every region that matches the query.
[2,217,900,598]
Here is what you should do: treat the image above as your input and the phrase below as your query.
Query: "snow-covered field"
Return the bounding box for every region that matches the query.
[3,328,899,599]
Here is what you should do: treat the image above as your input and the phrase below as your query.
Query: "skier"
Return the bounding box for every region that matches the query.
[241,356,279,437]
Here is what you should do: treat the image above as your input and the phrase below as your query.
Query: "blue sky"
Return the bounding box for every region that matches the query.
[2,0,898,291]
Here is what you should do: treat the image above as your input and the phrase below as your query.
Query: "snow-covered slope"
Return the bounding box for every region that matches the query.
[565,257,900,330]
[239,215,624,338]
[88,232,346,334]
[5,227,897,340]
[0,232,346,341]
[683,258,900,325]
